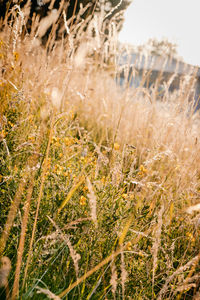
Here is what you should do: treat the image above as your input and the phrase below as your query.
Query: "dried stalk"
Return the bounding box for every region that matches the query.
[47,216,80,279]
[0,173,28,258]
[12,129,42,299]
[158,254,200,300]
[152,205,164,296]
[22,112,54,288]
[0,256,11,300]
[11,175,36,300]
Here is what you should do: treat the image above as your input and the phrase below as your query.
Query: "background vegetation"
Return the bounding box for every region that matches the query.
[0,1,200,299]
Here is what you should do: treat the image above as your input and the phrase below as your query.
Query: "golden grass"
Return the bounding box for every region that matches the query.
[0,4,200,299]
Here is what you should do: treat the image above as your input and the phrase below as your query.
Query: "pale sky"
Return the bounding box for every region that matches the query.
[119,0,200,66]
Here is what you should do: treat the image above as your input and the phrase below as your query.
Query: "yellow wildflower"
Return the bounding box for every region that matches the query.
[101,176,106,184]
[126,241,132,251]
[138,165,148,178]
[0,130,6,139]
[83,186,89,193]
[52,136,60,143]
[139,165,147,174]
[13,52,19,61]
[8,121,14,127]
[54,164,63,175]
[57,167,64,175]
[69,110,74,119]
[52,137,61,147]
[64,137,74,146]
[80,196,86,206]
[114,143,120,151]
[28,136,35,142]
[186,232,195,243]
[138,251,144,257]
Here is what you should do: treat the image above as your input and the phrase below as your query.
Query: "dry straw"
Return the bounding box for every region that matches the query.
[86,177,98,227]
[11,177,36,300]
[57,226,151,298]
[157,254,200,299]
[152,204,165,295]
[1,0,200,298]
[12,127,43,299]
[120,248,127,300]
[186,203,200,214]
[110,258,118,299]
[0,256,11,300]
[0,175,27,258]
[23,113,55,288]
[48,216,81,279]
[37,287,61,300]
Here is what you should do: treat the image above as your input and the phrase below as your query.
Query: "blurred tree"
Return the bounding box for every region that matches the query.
[96,0,131,28]
[0,0,131,40]
[138,38,178,58]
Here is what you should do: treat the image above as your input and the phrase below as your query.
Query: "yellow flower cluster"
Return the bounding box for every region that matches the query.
[54,164,64,176]
[64,137,75,147]
[122,193,134,200]
[51,135,79,153]
[101,176,106,184]
[139,165,147,173]
[186,232,195,244]
[13,52,19,62]
[0,130,7,139]
[8,121,14,127]
[126,241,132,251]
[80,195,87,206]
[52,136,61,147]
[138,164,148,177]
[82,186,88,193]
[114,143,120,151]
[28,136,35,143]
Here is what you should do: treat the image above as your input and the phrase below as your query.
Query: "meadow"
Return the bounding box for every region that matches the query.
[0,4,200,300]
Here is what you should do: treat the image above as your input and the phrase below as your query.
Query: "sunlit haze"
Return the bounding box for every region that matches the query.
[119,0,200,66]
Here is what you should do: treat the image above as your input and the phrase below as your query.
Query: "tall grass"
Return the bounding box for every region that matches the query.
[0,2,200,299]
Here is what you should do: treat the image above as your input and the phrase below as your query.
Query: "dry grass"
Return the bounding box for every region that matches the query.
[0,3,200,300]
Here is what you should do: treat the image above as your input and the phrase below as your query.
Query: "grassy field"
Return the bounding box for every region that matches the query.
[0,5,200,300]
